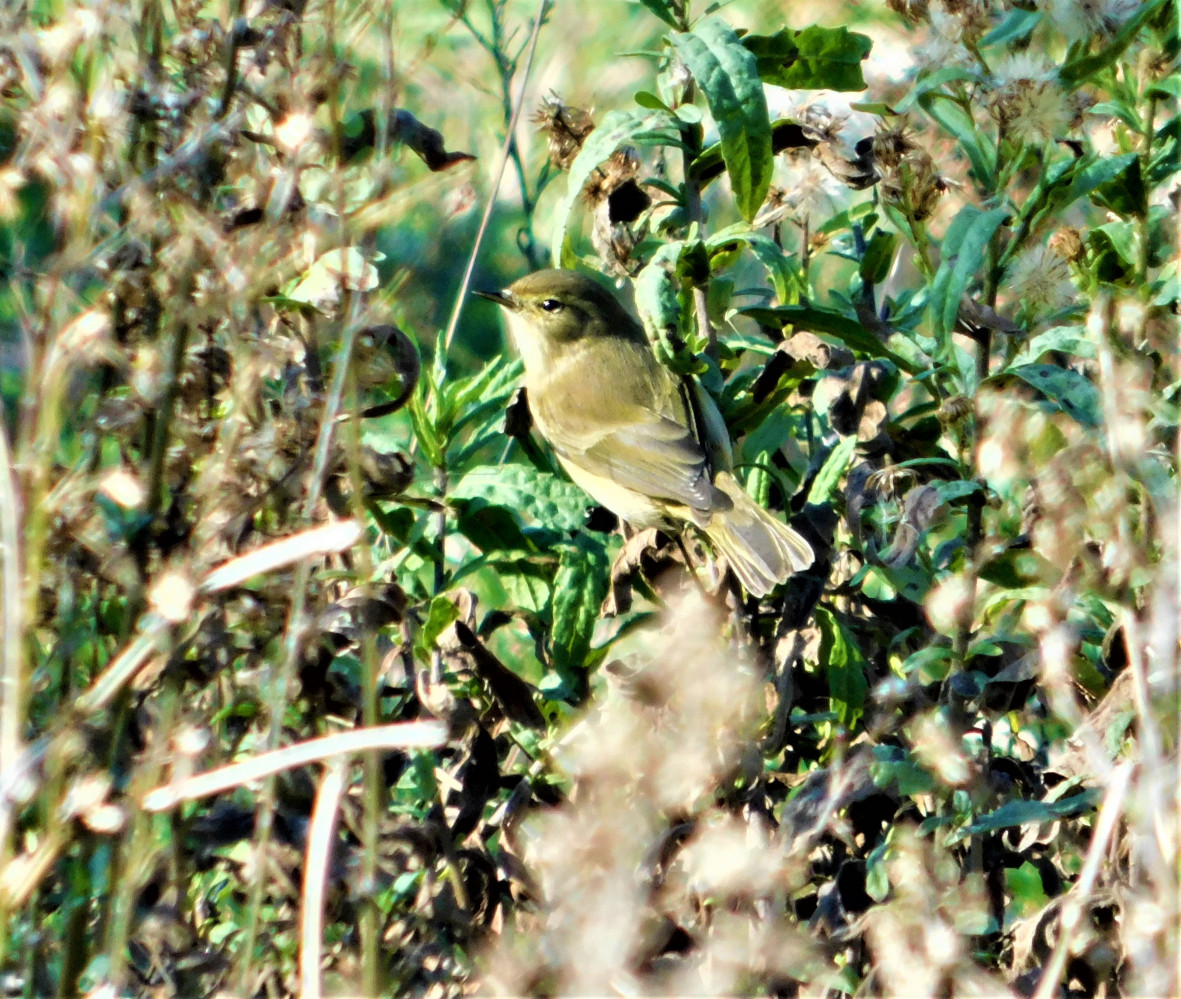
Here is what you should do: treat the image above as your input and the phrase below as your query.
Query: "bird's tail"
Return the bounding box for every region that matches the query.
[704,472,814,597]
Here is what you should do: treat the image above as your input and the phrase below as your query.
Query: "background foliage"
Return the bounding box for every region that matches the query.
[0,0,1177,995]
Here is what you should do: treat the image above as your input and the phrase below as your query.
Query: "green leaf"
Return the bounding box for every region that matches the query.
[633,0,681,28]
[1004,364,1102,428]
[807,435,857,505]
[552,108,681,266]
[635,242,703,373]
[1059,0,1166,86]
[946,789,1099,844]
[1012,325,1094,365]
[871,745,938,796]
[450,464,590,531]
[1055,153,1139,212]
[1145,75,1181,101]
[850,101,897,116]
[815,607,868,728]
[930,205,1009,343]
[859,229,898,285]
[741,25,872,92]
[981,8,1041,47]
[634,90,671,111]
[706,225,800,303]
[1092,156,1146,217]
[452,500,540,554]
[741,304,920,374]
[670,17,773,221]
[1096,217,1141,265]
[549,537,611,692]
[414,595,460,663]
[895,66,977,114]
[918,92,994,187]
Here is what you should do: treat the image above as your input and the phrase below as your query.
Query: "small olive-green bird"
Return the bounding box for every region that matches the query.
[475,269,813,596]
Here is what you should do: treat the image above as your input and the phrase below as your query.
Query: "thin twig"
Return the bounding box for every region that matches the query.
[441,0,548,355]
[1031,762,1133,999]
[299,760,348,999]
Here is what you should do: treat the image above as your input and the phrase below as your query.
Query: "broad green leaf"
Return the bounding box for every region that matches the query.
[452,500,541,554]
[1055,153,1138,211]
[741,25,872,92]
[871,745,938,796]
[815,607,868,728]
[1091,157,1146,218]
[1012,325,1094,365]
[670,17,773,221]
[901,645,954,682]
[930,205,1009,342]
[741,304,920,374]
[1089,220,1138,280]
[807,435,857,505]
[1005,364,1102,428]
[450,464,590,531]
[414,595,459,662]
[552,109,681,266]
[549,537,611,691]
[947,789,1099,844]
[865,839,892,901]
[931,480,984,504]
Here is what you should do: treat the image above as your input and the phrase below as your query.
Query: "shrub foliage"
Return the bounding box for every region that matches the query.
[0,0,1177,995]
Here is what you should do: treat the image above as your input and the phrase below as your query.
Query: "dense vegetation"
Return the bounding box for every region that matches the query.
[0,0,1177,995]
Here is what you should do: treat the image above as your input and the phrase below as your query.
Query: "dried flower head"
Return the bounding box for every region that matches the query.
[987,54,1075,146]
[939,0,993,43]
[582,148,640,205]
[914,7,972,68]
[532,91,594,170]
[1049,226,1085,262]
[872,116,918,173]
[1047,0,1141,42]
[887,0,931,24]
[583,149,649,277]
[1005,243,1077,316]
[937,395,974,426]
[879,146,946,222]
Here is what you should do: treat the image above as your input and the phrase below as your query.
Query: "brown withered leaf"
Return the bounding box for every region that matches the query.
[318,582,407,644]
[337,108,475,169]
[780,330,854,371]
[358,324,420,418]
[749,347,817,404]
[601,527,676,616]
[880,485,943,567]
[439,621,545,730]
[532,91,594,170]
[828,361,890,438]
[448,725,501,841]
[956,296,1024,341]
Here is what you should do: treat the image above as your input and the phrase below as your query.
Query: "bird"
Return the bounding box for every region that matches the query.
[474,268,813,597]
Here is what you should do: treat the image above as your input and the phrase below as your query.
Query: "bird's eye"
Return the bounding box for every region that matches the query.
[540,299,564,313]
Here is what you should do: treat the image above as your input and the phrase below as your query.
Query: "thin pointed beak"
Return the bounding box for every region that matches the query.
[472,288,516,309]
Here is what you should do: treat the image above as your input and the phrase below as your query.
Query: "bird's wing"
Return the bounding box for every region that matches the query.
[533,342,715,511]
[572,412,714,511]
